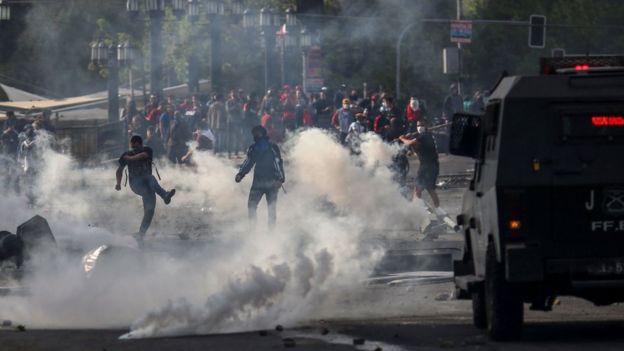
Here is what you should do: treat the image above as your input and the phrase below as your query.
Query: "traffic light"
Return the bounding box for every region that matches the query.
[529,15,546,48]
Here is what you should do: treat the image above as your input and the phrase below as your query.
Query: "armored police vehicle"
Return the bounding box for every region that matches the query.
[451,56,624,340]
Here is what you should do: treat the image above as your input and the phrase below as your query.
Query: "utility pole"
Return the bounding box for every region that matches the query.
[209,15,222,93]
[456,0,463,95]
[107,44,120,123]
[149,14,163,99]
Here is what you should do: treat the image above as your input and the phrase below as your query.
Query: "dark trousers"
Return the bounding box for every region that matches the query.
[339,132,348,145]
[227,124,243,156]
[317,115,331,129]
[167,143,188,164]
[248,186,279,229]
[214,129,227,153]
[129,175,167,234]
[283,119,296,132]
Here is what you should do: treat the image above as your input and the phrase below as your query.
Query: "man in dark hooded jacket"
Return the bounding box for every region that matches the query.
[235,126,285,229]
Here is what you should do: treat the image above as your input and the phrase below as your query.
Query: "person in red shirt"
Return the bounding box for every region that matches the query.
[145,102,164,126]
[143,95,160,126]
[178,97,192,112]
[373,111,390,136]
[261,112,282,143]
[281,91,297,132]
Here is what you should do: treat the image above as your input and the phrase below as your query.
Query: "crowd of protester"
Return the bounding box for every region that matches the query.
[122,84,437,162]
[0,110,56,204]
[0,82,490,207]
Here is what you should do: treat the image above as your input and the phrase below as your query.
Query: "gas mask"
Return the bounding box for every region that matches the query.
[417,126,426,134]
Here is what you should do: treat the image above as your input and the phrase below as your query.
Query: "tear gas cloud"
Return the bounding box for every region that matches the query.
[0,129,429,338]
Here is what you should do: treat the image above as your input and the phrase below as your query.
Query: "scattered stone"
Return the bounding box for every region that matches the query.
[320,328,330,335]
[258,330,268,336]
[435,292,452,301]
[16,325,26,332]
[2,320,12,327]
[374,347,383,351]
[353,338,365,345]
[283,338,296,348]
[275,325,284,332]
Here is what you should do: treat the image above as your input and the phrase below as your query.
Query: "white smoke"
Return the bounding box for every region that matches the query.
[0,128,429,337]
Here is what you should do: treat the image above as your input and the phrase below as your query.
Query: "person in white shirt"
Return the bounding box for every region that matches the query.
[346,113,368,154]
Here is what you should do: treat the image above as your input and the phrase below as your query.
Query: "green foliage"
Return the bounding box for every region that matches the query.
[463,0,624,86]
[3,0,624,110]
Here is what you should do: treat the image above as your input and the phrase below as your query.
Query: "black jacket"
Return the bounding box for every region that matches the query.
[237,137,285,189]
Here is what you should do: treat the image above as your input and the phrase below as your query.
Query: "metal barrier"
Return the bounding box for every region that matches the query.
[54,120,125,164]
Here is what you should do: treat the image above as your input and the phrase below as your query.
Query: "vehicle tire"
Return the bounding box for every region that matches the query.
[485,242,523,341]
[455,286,470,300]
[472,284,487,329]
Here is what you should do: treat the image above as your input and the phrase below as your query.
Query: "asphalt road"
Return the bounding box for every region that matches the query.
[5,155,624,350]
[4,287,624,351]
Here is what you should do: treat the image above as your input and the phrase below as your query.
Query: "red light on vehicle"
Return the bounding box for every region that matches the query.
[509,220,522,231]
[575,64,590,71]
[592,116,624,126]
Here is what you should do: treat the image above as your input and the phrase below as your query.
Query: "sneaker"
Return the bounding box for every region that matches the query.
[164,189,176,204]
[132,232,145,248]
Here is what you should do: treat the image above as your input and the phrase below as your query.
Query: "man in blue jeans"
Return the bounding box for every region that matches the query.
[116,135,175,241]
[235,126,285,229]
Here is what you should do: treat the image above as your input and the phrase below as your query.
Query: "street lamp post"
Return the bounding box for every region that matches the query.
[0,0,11,21]
[187,0,201,93]
[206,0,224,92]
[299,28,312,94]
[282,30,298,86]
[127,0,190,100]
[108,44,120,123]
[456,0,464,95]
[147,1,164,99]
[260,8,277,91]
[244,7,283,92]
[118,41,137,97]
[279,7,298,87]
[90,41,120,123]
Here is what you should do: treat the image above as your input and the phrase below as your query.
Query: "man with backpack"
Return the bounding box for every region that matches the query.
[116,135,176,241]
[235,126,285,230]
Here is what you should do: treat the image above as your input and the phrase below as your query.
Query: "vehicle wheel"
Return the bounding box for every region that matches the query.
[472,284,487,329]
[455,286,470,300]
[485,242,523,341]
